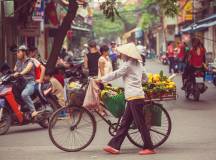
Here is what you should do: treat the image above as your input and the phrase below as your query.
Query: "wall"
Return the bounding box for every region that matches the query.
[204,27,214,53]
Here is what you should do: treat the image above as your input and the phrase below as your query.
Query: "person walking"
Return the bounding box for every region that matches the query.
[136,41,146,65]
[98,45,113,78]
[167,41,175,74]
[96,43,155,155]
[177,42,186,73]
[84,41,101,77]
[109,41,118,70]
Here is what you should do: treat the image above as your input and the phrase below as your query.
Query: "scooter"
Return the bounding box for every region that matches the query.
[209,59,216,86]
[160,55,168,65]
[0,73,59,135]
[184,70,207,101]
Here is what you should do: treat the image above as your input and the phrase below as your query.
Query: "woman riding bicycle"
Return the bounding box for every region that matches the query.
[96,43,155,155]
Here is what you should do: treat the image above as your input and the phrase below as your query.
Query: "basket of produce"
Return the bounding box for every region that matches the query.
[143,71,177,101]
[67,81,85,106]
[100,86,125,118]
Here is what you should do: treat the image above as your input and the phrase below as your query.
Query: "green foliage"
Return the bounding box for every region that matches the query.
[97,0,178,37]
[139,13,155,30]
[93,4,137,38]
[93,13,123,38]
[157,0,178,17]
[138,0,178,29]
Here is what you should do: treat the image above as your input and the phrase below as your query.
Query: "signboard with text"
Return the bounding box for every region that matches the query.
[18,21,41,37]
[178,0,193,24]
[32,0,45,21]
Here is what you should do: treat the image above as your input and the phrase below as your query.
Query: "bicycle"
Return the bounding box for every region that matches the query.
[48,79,173,152]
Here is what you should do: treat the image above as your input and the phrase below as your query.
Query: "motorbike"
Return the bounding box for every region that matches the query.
[209,59,216,86]
[160,54,168,65]
[0,73,59,135]
[212,66,216,86]
[184,70,207,101]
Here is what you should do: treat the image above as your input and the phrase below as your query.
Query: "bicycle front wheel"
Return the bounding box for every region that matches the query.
[127,102,172,149]
[48,105,96,152]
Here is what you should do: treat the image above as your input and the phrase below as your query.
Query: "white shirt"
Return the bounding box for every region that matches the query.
[98,56,113,78]
[101,59,147,100]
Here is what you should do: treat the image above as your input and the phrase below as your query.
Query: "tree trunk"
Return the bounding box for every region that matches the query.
[116,14,134,32]
[46,0,78,69]
[160,15,167,49]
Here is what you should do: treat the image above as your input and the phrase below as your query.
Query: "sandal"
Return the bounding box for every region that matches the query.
[104,146,120,154]
[139,149,156,155]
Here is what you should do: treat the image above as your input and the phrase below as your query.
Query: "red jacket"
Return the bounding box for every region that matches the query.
[189,47,206,68]
[178,44,185,60]
[167,44,174,58]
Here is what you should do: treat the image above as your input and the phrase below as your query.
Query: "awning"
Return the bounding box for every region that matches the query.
[71,25,91,32]
[181,14,216,33]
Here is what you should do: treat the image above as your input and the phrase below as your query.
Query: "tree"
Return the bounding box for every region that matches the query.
[141,0,178,46]
[46,0,178,68]
[93,4,137,39]
[46,0,79,69]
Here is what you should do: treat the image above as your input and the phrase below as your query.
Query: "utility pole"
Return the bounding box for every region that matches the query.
[0,0,5,64]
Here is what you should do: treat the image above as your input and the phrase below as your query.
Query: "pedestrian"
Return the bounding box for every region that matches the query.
[177,42,186,73]
[56,48,73,69]
[136,41,146,65]
[109,41,118,70]
[43,69,65,107]
[98,45,113,78]
[167,41,175,74]
[96,43,155,155]
[84,41,101,77]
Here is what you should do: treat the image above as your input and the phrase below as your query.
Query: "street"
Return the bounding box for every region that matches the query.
[1,60,216,160]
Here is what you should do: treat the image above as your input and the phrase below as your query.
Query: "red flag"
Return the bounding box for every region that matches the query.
[45,2,59,26]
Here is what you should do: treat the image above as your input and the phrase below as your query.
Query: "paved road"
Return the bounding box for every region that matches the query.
[1,60,216,160]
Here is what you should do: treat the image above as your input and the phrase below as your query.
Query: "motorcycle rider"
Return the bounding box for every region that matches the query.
[13,45,38,118]
[182,38,207,89]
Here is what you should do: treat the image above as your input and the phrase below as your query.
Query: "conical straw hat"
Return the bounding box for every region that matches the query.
[117,43,142,60]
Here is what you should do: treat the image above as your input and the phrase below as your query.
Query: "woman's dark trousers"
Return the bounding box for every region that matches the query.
[108,99,153,150]
[168,57,174,73]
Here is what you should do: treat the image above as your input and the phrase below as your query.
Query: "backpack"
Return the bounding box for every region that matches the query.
[31,58,42,80]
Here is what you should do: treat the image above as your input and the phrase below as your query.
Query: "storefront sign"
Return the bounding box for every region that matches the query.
[32,0,45,21]
[178,0,193,24]
[210,0,216,7]
[18,22,41,37]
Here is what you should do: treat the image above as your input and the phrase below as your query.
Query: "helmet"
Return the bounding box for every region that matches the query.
[18,45,28,51]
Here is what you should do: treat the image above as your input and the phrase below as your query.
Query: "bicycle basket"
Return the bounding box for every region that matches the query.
[67,88,85,106]
[101,91,125,118]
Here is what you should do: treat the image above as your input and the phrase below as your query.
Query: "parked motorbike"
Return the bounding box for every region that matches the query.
[173,57,179,73]
[160,54,168,65]
[0,74,59,135]
[209,59,216,86]
[212,67,216,86]
[184,71,207,101]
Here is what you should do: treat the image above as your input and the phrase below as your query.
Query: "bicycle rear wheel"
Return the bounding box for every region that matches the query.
[48,105,96,152]
[127,102,171,149]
